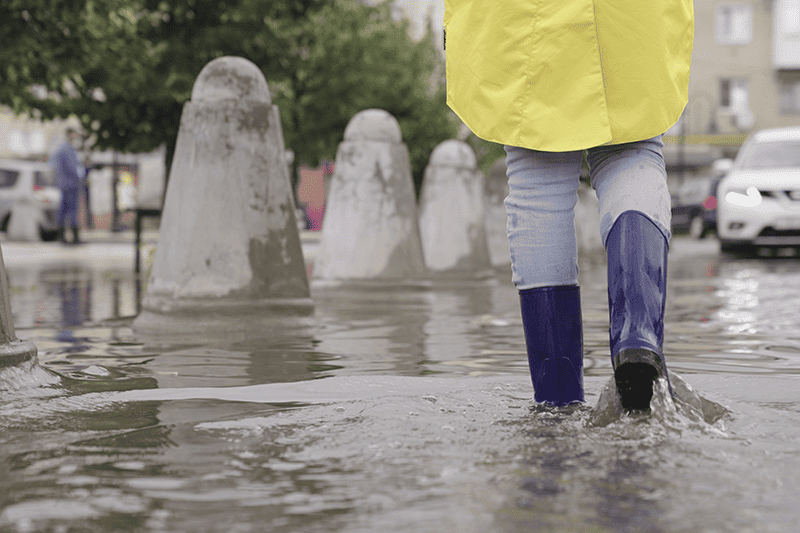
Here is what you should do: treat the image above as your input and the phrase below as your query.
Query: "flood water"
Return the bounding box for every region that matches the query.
[1,237,800,532]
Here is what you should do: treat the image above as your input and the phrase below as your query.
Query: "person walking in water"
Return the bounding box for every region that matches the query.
[50,127,86,245]
[444,1,693,410]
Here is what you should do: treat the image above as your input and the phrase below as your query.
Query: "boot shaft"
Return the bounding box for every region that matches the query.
[519,285,584,405]
[606,211,668,356]
[605,210,671,409]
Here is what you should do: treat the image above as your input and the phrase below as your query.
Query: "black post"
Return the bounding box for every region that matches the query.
[111,156,121,232]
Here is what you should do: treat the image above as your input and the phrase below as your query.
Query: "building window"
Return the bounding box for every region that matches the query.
[720,78,749,109]
[775,0,800,68]
[720,77,755,128]
[779,78,800,114]
[717,4,753,45]
[720,79,731,108]
[785,0,800,35]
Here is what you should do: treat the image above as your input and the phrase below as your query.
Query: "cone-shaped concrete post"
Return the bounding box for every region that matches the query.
[134,56,311,334]
[418,140,491,272]
[0,245,37,366]
[484,157,511,267]
[313,109,426,280]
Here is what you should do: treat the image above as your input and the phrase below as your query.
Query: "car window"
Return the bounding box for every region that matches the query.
[34,170,55,188]
[0,169,20,188]
[739,140,800,169]
[677,177,712,204]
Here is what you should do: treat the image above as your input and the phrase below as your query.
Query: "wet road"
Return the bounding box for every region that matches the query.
[0,235,800,532]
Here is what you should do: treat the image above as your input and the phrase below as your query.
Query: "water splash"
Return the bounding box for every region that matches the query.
[0,358,61,392]
[589,371,730,433]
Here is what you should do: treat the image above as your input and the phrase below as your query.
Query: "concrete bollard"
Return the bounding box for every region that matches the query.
[481,157,604,267]
[484,157,511,267]
[0,245,37,366]
[133,56,311,334]
[418,140,492,272]
[7,198,42,242]
[313,109,426,280]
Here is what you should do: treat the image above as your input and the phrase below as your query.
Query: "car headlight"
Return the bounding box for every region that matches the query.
[724,186,762,208]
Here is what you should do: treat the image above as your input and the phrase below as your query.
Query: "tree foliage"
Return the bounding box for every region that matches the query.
[1,0,457,193]
[277,1,455,192]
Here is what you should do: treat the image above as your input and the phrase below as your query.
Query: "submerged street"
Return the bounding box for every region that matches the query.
[0,234,799,532]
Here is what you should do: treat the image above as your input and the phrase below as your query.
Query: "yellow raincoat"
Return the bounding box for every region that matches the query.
[444,0,694,152]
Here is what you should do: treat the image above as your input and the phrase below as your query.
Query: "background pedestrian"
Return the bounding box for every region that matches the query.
[49,127,86,244]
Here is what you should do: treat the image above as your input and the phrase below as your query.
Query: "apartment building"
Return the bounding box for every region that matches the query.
[0,107,78,161]
[677,0,800,151]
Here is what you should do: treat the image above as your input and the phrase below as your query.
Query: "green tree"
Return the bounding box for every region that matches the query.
[277,1,457,193]
[1,0,457,195]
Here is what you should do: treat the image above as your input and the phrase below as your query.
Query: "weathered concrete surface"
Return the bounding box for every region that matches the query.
[7,198,42,242]
[313,109,426,280]
[134,56,310,333]
[418,140,491,273]
[484,158,511,267]
[0,245,37,366]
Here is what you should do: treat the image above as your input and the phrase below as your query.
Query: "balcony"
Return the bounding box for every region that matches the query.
[774,0,800,68]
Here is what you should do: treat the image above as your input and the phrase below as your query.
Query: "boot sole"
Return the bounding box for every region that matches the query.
[614,362,659,412]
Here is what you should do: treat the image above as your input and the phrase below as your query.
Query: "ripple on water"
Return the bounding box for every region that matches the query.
[3,239,800,532]
[0,367,797,533]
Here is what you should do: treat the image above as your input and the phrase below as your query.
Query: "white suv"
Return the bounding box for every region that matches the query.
[0,159,62,241]
[717,127,800,254]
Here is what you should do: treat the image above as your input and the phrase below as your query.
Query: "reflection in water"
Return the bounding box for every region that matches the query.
[56,268,91,327]
[6,371,733,533]
[515,434,667,532]
[310,278,530,378]
[663,248,800,375]
[706,256,800,373]
[6,264,135,329]
[594,454,664,533]
[422,280,523,375]
[54,267,92,346]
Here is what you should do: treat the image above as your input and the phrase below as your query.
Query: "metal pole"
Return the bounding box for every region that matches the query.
[112,153,120,232]
[678,113,686,186]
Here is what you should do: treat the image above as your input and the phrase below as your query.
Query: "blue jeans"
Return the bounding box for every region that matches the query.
[504,136,671,289]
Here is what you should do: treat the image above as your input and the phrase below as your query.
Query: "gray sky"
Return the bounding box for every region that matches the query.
[363,0,443,42]
[394,0,443,41]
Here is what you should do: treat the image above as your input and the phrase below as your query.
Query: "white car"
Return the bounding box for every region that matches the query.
[717,127,800,254]
[0,159,62,240]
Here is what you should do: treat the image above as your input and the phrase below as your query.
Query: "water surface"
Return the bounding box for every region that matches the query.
[1,237,800,532]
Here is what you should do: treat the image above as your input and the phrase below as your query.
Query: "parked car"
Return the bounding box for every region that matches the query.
[671,174,722,239]
[0,159,61,241]
[717,127,800,254]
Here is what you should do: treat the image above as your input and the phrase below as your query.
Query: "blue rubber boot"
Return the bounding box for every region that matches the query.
[519,285,584,406]
[606,210,671,411]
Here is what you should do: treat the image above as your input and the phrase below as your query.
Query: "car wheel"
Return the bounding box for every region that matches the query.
[39,227,61,242]
[689,215,706,239]
[0,214,9,233]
